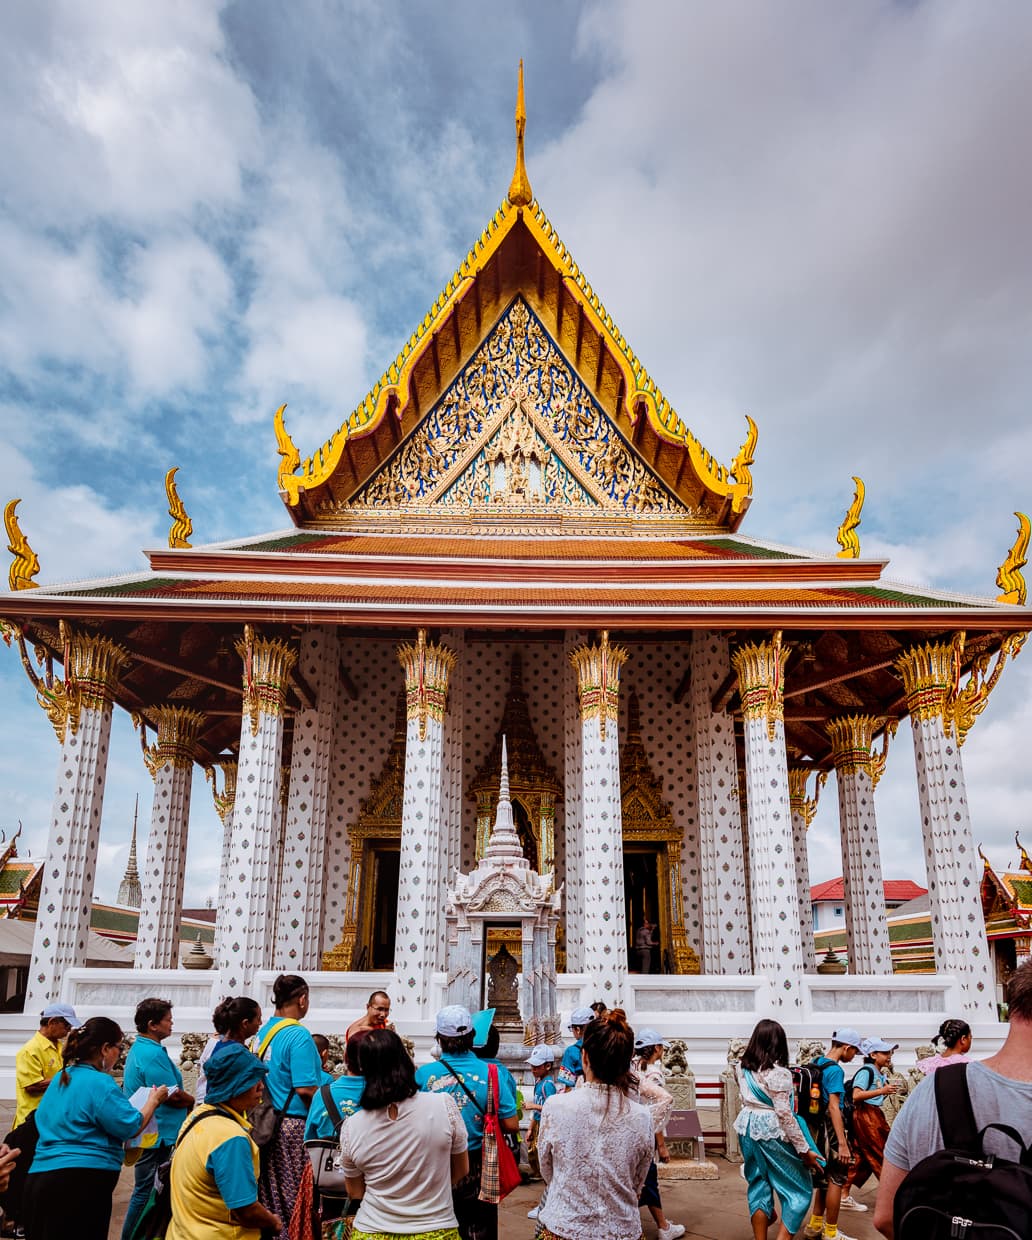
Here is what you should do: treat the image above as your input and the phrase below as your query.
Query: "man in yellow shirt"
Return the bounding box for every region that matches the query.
[0,1003,77,1236]
[14,1004,77,1127]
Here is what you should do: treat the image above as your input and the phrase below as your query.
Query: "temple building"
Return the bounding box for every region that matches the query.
[1,73,1031,1061]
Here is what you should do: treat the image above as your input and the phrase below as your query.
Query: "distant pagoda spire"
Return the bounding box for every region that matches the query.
[118,795,143,908]
[507,60,533,207]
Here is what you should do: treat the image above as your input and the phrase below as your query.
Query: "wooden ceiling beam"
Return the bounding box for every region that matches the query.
[129,650,241,697]
[784,654,899,700]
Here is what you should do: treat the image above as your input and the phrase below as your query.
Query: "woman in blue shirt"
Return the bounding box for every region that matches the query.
[254,974,322,1240]
[23,1016,167,1240]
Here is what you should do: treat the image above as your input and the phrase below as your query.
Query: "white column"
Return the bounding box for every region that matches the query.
[827,716,893,974]
[26,632,128,1008]
[787,767,824,971]
[207,761,237,970]
[690,631,751,974]
[732,636,804,1010]
[440,629,465,972]
[562,630,586,973]
[221,629,296,992]
[275,627,341,969]
[898,642,997,1015]
[135,707,204,969]
[393,631,455,1017]
[570,631,628,1003]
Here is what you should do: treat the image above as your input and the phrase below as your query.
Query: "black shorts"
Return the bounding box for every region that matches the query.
[807,1119,850,1189]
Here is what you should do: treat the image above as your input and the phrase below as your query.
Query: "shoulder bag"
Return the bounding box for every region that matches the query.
[248,1018,300,1149]
[478,1062,522,1204]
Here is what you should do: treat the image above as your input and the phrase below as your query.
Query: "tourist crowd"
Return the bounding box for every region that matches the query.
[0,960,1029,1240]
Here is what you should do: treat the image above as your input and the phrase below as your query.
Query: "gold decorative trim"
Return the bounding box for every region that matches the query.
[507,60,532,208]
[950,631,1024,746]
[729,416,758,498]
[14,621,128,743]
[787,767,828,827]
[274,404,301,493]
[996,511,1029,605]
[205,760,237,823]
[164,468,193,549]
[731,631,788,742]
[836,476,865,559]
[826,715,897,789]
[137,705,204,777]
[4,499,40,591]
[235,624,298,736]
[397,629,455,742]
[569,629,627,742]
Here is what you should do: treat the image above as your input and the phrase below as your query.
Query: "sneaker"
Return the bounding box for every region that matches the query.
[658,1226,686,1240]
[840,1196,868,1211]
[527,1206,540,1220]
[803,1225,824,1239]
[824,1231,857,1240]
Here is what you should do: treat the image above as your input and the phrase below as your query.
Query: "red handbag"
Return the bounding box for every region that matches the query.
[478,1062,522,1203]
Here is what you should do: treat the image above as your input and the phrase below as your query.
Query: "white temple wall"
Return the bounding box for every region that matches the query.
[622,640,701,959]
[320,637,405,956]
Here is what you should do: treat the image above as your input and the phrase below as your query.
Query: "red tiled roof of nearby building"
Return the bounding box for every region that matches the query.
[810,878,927,902]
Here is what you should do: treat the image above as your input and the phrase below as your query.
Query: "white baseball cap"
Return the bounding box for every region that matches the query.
[525,1045,555,1067]
[860,1036,898,1055]
[633,1027,668,1051]
[833,1027,864,1050]
[435,1005,473,1037]
[568,1006,594,1028]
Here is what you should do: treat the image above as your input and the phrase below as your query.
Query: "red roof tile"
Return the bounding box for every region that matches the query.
[811,878,928,902]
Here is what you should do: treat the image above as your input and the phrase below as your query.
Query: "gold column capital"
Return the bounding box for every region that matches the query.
[569,629,628,741]
[19,621,129,743]
[139,705,204,777]
[205,760,237,823]
[731,631,788,741]
[397,629,456,741]
[897,633,1024,747]
[826,715,896,789]
[235,624,298,736]
[788,766,828,826]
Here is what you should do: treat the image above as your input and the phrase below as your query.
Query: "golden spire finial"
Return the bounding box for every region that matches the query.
[836,476,865,559]
[507,60,533,208]
[4,499,40,591]
[996,511,1029,605]
[164,467,193,549]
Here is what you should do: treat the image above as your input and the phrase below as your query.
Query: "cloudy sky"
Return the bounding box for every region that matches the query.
[1,1,1030,914]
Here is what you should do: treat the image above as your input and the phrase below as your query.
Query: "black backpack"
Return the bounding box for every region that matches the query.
[894,1062,1032,1239]
[791,1060,829,1128]
[842,1064,875,1135]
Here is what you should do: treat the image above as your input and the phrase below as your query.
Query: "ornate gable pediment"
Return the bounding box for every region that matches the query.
[347,299,691,517]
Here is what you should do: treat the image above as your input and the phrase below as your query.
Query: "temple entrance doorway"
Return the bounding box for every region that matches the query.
[624,847,662,973]
[358,844,399,971]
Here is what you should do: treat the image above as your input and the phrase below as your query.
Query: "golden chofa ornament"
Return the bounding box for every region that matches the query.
[4,498,40,591]
[165,467,193,549]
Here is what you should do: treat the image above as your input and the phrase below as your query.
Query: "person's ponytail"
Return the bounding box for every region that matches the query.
[60,1016,123,1085]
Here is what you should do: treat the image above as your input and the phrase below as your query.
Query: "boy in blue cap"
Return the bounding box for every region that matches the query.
[557,1007,594,1090]
[803,1027,864,1240]
[523,1044,556,1219]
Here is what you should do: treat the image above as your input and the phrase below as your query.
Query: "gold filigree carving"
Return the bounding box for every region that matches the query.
[274,404,303,493]
[235,624,298,736]
[507,60,532,208]
[732,631,788,742]
[787,767,828,827]
[205,760,238,823]
[836,476,865,559]
[347,300,687,517]
[569,630,627,742]
[136,706,204,777]
[826,716,897,788]
[164,468,193,549]
[949,631,1024,746]
[996,511,1030,605]
[4,499,40,591]
[397,629,456,742]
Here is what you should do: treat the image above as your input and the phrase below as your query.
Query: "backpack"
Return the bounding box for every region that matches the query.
[791,1060,829,1128]
[127,1106,234,1240]
[304,1083,351,1199]
[247,1018,300,1149]
[842,1064,876,1135]
[893,1062,1032,1239]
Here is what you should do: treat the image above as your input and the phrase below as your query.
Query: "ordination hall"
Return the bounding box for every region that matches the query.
[2,73,1030,1066]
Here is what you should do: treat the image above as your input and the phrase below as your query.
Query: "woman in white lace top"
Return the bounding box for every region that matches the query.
[734,1019,822,1240]
[536,1010,654,1240]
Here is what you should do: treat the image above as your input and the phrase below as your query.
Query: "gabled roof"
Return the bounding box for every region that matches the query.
[275,196,757,529]
[810,878,928,903]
